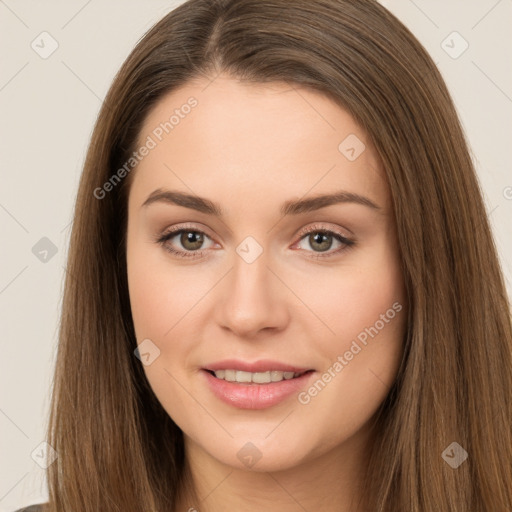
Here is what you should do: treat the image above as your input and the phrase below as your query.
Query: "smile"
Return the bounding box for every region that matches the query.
[208,369,309,383]
[201,361,316,409]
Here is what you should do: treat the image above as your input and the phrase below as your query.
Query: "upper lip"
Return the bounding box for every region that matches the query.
[204,359,313,373]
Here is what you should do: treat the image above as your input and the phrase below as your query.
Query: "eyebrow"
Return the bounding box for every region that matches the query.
[141,188,381,216]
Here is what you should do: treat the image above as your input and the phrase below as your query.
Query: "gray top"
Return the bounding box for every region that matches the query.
[14,505,45,512]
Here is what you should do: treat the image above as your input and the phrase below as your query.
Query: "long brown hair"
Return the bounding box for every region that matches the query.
[45,0,512,510]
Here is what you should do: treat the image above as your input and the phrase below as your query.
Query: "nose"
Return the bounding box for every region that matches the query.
[214,250,290,339]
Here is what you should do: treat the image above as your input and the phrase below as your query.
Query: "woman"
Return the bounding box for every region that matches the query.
[16,0,512,510]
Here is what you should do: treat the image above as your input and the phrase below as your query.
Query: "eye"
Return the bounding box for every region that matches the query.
[155,224,216,259]
[155,223,355,260]
[293,224,355,259]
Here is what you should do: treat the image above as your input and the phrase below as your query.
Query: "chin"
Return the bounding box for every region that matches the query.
[199,433,317,473]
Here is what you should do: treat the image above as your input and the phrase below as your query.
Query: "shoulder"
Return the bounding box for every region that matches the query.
[13,504,46,512]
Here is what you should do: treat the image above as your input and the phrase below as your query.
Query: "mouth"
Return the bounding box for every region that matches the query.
[204,368,314,384]
[201,360,316,409]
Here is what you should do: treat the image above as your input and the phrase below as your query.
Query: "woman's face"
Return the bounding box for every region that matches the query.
[126,74,407,473]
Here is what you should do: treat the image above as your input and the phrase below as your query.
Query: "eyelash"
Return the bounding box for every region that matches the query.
[155,223,356,260]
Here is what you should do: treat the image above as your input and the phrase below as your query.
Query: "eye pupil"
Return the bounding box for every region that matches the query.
[181,231,204,250]
[309,232,333,252]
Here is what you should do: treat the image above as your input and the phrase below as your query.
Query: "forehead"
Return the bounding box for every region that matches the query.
[129,74,388,212]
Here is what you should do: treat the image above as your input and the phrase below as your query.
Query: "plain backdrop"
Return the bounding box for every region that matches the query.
[1,0,511,510]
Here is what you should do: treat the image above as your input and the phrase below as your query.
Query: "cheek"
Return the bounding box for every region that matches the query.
[126,242,204,418]
[294,240,406,438]
[126,234,210,342]
[126,237,223,410]
[290,236,405,350]
[127,253,174,342]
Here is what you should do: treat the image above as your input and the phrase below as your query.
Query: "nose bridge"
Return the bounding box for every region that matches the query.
[231,246,270,300]
[215,240,289,337]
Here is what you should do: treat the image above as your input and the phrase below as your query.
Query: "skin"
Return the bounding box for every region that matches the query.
[126,73,407,512]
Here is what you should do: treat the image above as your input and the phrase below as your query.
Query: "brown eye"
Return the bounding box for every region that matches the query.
[294,227,355,259]
[156,227,215,259]
[308,232,334,252]
[179,231,205,251]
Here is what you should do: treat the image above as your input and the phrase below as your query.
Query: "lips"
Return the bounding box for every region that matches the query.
[202,359,315,409]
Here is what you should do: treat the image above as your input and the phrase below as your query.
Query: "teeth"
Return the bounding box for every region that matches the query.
[270,370,283,382]
[253,371,271,384]
[236,370,252,383]
[224,369,235,381]
[212,369,304,383]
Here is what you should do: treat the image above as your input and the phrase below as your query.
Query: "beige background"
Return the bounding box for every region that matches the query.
[1,0,511,510]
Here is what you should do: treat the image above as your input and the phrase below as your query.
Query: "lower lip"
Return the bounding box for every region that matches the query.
[202,370,315,410]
